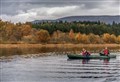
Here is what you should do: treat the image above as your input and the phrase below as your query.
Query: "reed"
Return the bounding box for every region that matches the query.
[0,43,119,49]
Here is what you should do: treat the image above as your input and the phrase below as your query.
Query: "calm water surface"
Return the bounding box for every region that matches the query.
[0,53,120,82]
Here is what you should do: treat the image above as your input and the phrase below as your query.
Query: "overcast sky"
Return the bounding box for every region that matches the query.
[0,0,120,23]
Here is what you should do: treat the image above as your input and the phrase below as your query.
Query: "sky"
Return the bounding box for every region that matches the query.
[0,0,120,23]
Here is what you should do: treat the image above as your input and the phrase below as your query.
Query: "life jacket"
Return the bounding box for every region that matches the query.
[103,49,109,55]
[82,51,90,56]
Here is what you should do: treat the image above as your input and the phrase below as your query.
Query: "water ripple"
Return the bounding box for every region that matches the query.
[1,54,120,82]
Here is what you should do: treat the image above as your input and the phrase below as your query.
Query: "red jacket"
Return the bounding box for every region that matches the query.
[82,51,91,56]
[103,49,109,55]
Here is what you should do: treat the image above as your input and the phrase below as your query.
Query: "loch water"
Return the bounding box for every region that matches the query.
[0,53,120,82]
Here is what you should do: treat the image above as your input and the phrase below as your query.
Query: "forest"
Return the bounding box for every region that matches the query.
[0,19,120,44]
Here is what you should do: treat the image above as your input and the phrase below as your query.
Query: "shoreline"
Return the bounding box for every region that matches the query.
[0,43,120,60]
[0,43,120,56]
[0,43,120,48]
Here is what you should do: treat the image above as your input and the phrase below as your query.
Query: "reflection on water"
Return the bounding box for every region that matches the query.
[0,47,56,56]
[103,59,110,64]
[0,54,120,82]
[68,59,110,64]
[0,46,120,57]
[68,59,90,64]
[82,59,90,64]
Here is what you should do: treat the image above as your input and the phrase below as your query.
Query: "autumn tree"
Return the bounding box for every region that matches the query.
[102,33,111,43]
[69,29,75,41]
[36,29,50,43]
[88,33,101,43]
[0,20,6,41]
[117,35,120,44]
[80,34,89,44]
[0,19,119,44]
[22,35,36,43]
[4,23,19,42]
[21,25,32,36]
[102,33,117,43]
[52,30,59,39]
[94,35,102,44]
[75,32,82,43]
[50,31,59,43]
[51,30,70,43]
[110,34,117,43]
[12,26,23,41]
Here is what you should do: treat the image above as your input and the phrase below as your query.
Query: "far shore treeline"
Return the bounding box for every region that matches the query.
[0,19,120,44]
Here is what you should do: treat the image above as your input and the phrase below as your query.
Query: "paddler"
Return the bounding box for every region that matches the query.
[100,47,110,56]
[81,48,91,56]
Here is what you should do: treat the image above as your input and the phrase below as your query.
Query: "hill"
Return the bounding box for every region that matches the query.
[32,15,120,24]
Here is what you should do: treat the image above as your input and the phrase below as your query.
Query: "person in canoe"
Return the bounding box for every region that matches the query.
[100,47,110,56]
[81,48,91,57]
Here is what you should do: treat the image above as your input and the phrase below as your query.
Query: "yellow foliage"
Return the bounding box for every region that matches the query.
[75,32,82,42]
[102,33,117,43]
[69,29,74,40]
[110,34,117,43]
[52,31,59,39]
[22,35,36,43]
[88,33,101,43]
[117,35,120,43]
[0,19,119,44]
[102,33,111,43]
[5,24,15,36]
[81,34,89,44]
[36,29,50,43]
[21,25,32,36]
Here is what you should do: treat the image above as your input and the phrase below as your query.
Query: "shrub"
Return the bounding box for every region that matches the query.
[36,29,50,43]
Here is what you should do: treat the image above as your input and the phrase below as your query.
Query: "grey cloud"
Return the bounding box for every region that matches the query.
[1,0,118,15]
[0,0,119,23]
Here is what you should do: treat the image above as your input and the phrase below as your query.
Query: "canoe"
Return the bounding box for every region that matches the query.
[67,54,116,59]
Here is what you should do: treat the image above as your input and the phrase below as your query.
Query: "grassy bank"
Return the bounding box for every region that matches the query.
[0,43,120,58]
[0,43,120,49]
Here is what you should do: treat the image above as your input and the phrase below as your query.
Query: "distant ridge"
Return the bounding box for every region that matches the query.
[32,15,120,24]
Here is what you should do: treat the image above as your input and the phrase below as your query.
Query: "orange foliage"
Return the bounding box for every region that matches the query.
[80,34,89,44]
[102,33,117,43]
[22,35,36,43]
[75,32,82,42]
[110,34,117,43]
[21,25,32,36]
[88,33,101,43]
[102,33,111,43]
[69,29,75,40]
[117,35,120,44]
[36,29,50,43]
[0,20,119,44]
